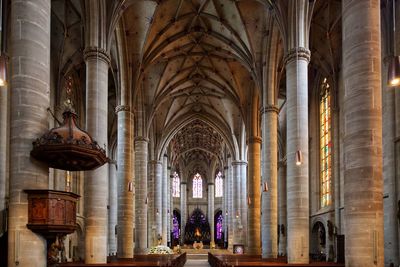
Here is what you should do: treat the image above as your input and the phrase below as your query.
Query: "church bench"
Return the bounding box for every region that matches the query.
[58,252,186,267]
[208,253,345,267]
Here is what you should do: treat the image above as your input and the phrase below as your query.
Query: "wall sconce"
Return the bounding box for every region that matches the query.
[225,211,228,216]
[389,0,400,86]
[235,211,239,218]
[145,197,148,205]
[247,196,251,206]
[167,209,170,214]
[296,150,302,166]
[262,181,268,192]
[0,54,7,87]
[388,56,400,86]
[128,181,134,192]
[156,209,159,215]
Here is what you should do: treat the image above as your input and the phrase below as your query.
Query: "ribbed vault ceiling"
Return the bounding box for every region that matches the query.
[123,0,274,168]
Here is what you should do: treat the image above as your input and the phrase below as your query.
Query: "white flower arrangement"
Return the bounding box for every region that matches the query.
[148,245,173,255]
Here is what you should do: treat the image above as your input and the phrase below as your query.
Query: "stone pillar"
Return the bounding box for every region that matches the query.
[342,1,384,266]
[247,136,261,255]
[108,162,117,255]
[239,161,248,247]
[261,105,279,258]
[278,160,287,256]
[208,183,215,244]
[162,155,168,245]
[383,61,399,266]
[8,1,50,266]
[227,158,234,250]
[231,162,241,244]
[154,161,162,243]
[0,78,7,231]
[167,166,171,245]
[180,182,187,245]
[135,138,148,254]
[223,167,228,245]
[285,47,310,263]
[83,47,110,263]
[169,171,174,245]
[148,161,155,246]
[116,105,134,258]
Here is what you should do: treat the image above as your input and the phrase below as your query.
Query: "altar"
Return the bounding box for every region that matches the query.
[184,208,211,245]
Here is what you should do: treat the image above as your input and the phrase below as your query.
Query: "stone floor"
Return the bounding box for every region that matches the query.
[184,253,210,267]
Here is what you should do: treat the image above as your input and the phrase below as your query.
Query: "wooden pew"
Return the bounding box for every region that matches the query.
[208,253,345,267]
[58,252,186,267]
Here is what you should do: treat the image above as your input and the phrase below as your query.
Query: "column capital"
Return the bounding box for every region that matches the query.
[284,47,311,64]
[260,105,279,115]
[134,136,149,143]
[83,46,111,65]
[115,105,132,114]
[247,136,262,144]
[278,158,287,168]
[232,160,247,166]
[208,182,214,186]
[149,160,162,165]
[109,159,117,165]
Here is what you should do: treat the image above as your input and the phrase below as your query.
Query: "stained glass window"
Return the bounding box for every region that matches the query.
[193,173,202,198]
[172,172,180,197]
[215,171,223,197]
[172,212,180,239]
[320,78,332,208]
[216,213,223,240]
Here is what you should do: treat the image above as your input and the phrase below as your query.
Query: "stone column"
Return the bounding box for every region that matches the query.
[231,162,241,244]
[180,182,187,245]
[167,166,171,246]
[108,161,117,255]
[8,1,50,266]
[278,160,287,256]
[239,162,248,246]
[0,77,7,233]
[116,105,134,258]
[383,60,399,266]
[169,171,174,245]
[153,161,162,243]
[208,183,215,244]
[223,167,228,245]
[261,105,279,258]
[83,47,110,263]
[342,1,384,266]
[247,136,261,255]
[135,138,148,254]
[148,161,155,246]
[227,158,234,250]
[285,47,310,263]
[162,155,168,245]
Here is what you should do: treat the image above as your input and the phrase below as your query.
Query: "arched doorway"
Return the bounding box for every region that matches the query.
[311,221,326,261]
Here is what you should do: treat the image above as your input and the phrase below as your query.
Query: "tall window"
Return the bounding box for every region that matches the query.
[320,78,332,208]
[172,172,180,197]
[193,173,202,198]
[172,211,180,239]
[216,213,223,240]
[215,171,223,197]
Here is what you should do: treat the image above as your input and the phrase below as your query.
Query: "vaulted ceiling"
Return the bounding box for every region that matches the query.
[49,0,343,174]
[123,0,278,170]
